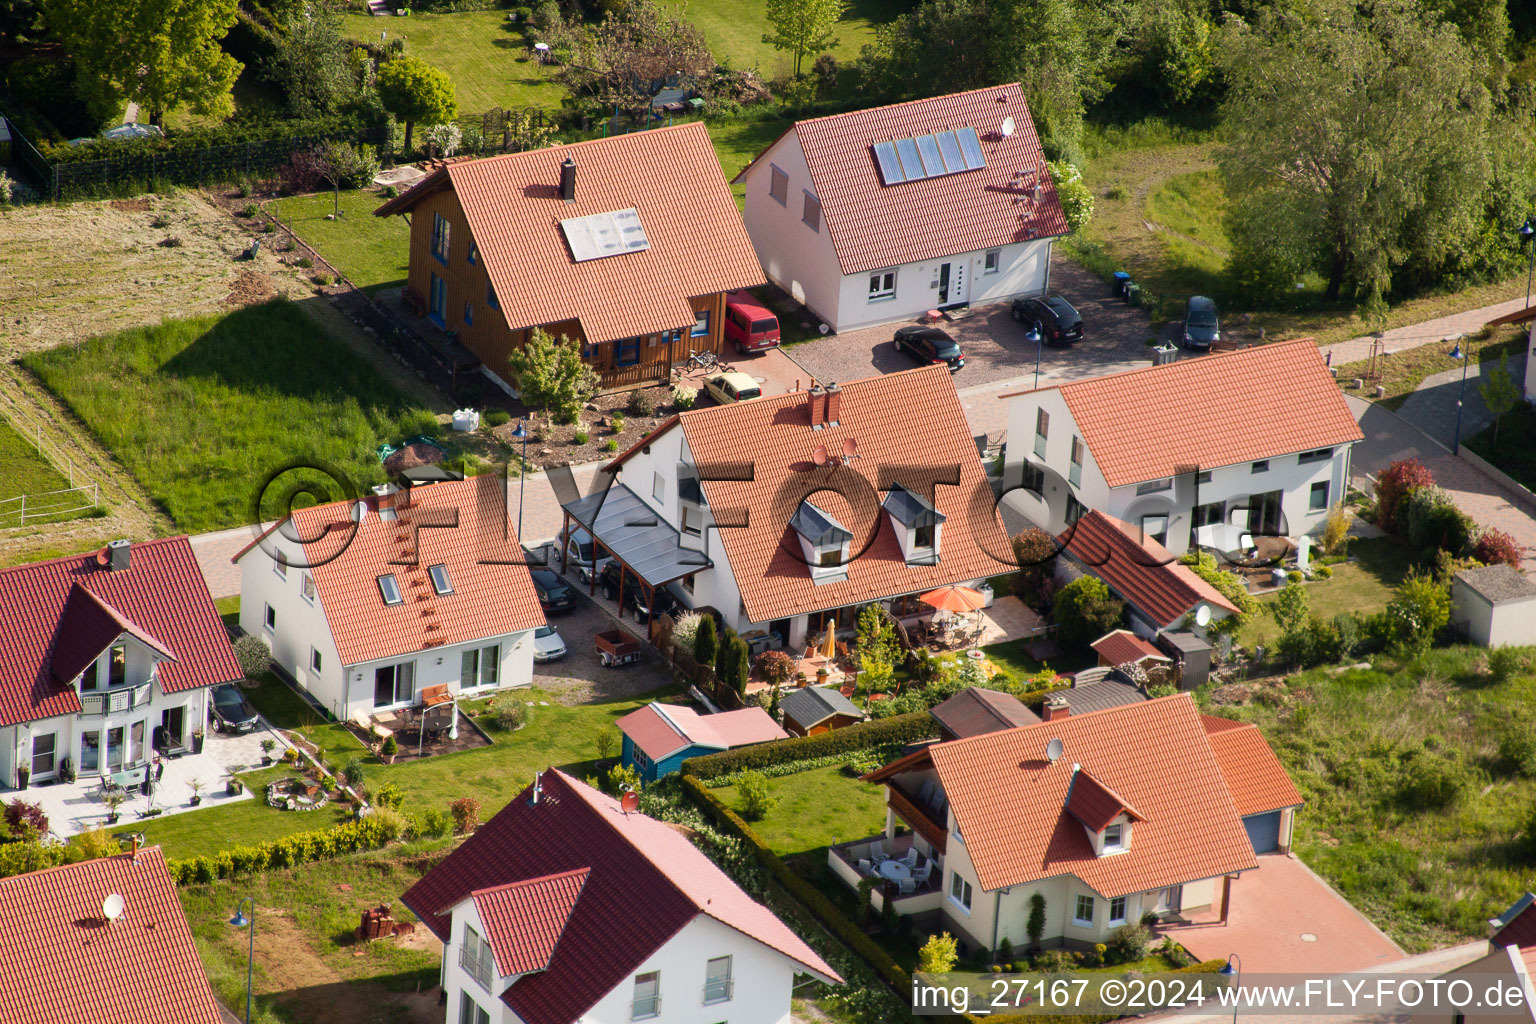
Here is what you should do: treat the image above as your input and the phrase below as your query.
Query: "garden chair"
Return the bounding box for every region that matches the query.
[914,861,933,884]
[903,848,919,867]
[898,878,917,895]
[857,858,873,875]
[871,840,887,862]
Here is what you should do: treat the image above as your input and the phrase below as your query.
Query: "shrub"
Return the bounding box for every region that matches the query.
[918,932,960,974]
[1027,892,1047,948]
[1497,725,1536,778]
[71,827,118,861]
[150,213,172,228]
[495,702,527,730]
[483,408,511,428]
[232,634,272,679]
[1387,570,1451,655]
[1402,486,1476,556]
[671,611,703,653]
[381,734,398,758]
[1105,923,1152,965]
[725,637,751,695]
[1011,528,1059,609]
[672,385,698,410]
[239,203,259,217]
[1047,160,1094,231]
[297,256,314,268]
[1488,646,1526,684]
[605,439,619,451]
[754,649,795,687]
[341,757,366,789]
[737,770,776,820]
[1052,576,1124,649]
[573,429,590,444]
[1475,528,1523,569]
[450,796,481,833]
[0,172,13,205]
[596,726,617,761]
[682,711,938,779]
[4,800,48,839]
[694,611,718,666]
[610,412,625,431]
[606,763,642,796]
[368,806,410,841]
[1399,751,1472,808]
[374,781,405,810]
[1375,458,1434,532]
[1321,502,1352,555]
[1035,948,1076,972]
[417,807,453,838]
[626,389,656,416]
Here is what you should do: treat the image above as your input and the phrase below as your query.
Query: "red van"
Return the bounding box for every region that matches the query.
[723,291,781,353]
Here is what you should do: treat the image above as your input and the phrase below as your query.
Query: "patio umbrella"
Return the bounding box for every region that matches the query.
[919,585,987,613]
[822,623,836,660]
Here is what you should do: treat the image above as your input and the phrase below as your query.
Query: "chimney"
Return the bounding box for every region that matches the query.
[107,539,131,572]
[560,157,576,202]
[1042,693,1070,722]
[373,483,399,513]
[808,383,827,426]
[130,834,140,864]
[824,381,841,424]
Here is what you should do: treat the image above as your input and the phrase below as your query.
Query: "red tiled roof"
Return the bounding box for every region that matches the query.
[0,537,240,728]
[929,695,1259,897]
[1061,511,1241,629]
[1090,630,1170,667]
[630,365,1010,624]
[1200,715,1304,817]
[0,847,224,1024]
[472,868,589,976]
[618,702,788,761]
[738,84,1069,275]
[1492,895,1536,951]
[402,771,838,1024]
[234,478,545,667]
[1065,767,1146,832]
[1009,339,1362,488]
[377,124,763,345]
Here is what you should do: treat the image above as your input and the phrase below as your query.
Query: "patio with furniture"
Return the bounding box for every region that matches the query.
[827,832,944,913]
[344,697,492,761]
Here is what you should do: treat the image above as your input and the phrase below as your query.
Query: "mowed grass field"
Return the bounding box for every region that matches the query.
[678,0,914,80]
[0,419,87,527]
[268,190,411,293]
[714,765,888,857]
[22,300,438,532]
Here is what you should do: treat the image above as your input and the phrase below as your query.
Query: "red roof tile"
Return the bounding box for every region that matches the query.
[402,771,838,1024]
[1090,630,1170,667]
[472,868,589,976]
[1009,339,1362,488]
[1200,715,1304,817]
[1061,511,1240,629]
[1065,767,1147,832]
[0,538,240,727]
[618,702,788,760]
[234,478,545,667]
[377,124,763,345]
[1492,895,1536,951]
[621,365,1010,625]
[739,85,1069,275]
[0,847,224,1024]
[929,695,1259,897]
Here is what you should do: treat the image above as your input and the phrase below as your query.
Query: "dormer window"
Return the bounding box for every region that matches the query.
[1103,823,1124,852]
[81,660,99,692]
[378,574,403,605]
[1064,765,1144,857]
[882,483,946,566]
[428,563,454,595]
[791,499,852,583]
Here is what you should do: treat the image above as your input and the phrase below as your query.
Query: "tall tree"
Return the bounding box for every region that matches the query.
[1479,350,1521,446]
[562,0,713,120]
[263,4,356,117]
[763,0,843,79]
[505,329,599,424]
[375,56,456,155]
[1218,0,1492,301]
[42,0,242,126]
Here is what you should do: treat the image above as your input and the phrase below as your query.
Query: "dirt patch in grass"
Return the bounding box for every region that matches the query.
[109,197,152,213]
[224,268,280,307]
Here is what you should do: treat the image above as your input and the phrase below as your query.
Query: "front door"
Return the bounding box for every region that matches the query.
[31,733,56,779]
[428,274,447,327]
[1154,885,1183,914]
[374,662,415,708]
[161,707,185,751]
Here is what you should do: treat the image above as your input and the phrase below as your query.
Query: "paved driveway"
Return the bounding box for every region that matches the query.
[1159,853,1403,973]
[785,256,1177,390]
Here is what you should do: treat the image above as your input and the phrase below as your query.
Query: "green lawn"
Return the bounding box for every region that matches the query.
[244,674,368,759]
[1238,536,1418,648]
[267,190,411,294]
[677,0,914,84]
[340,10,567,114]
[1468,401,1536,491]
[22,300,438,532]
[0,418,96,527]
[1216,645,1536,952]
[715,764,888,857]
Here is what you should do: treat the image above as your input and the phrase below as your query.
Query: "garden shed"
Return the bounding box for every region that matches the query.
[1157,630,1212,690]
[1452,565,1536,649]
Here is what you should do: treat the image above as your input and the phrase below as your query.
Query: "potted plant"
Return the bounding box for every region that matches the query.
[815,666,830,685]
[381,735,398,764]
[15,764,29,790]
[103,790,125,825]
[226,775,244,797]
[794,671,808,688]
[190,728,204,754]
[188,777,204,806]
[60,756,75,783]
[260,738,276,766]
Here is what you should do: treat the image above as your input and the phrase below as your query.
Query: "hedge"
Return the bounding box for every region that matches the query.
[166,814,403,885]
[681,710,937,780]
[702,747,903,788]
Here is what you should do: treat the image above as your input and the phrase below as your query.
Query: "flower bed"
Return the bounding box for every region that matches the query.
[266,776,331,812]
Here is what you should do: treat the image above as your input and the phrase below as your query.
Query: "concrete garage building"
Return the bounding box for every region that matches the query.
[1452,564,1536,648]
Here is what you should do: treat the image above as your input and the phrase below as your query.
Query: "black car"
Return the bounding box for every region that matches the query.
[1011,295,1084,344]
[598,561,676,623]
[1183,295,1221,349]
[893,325,965,372]
[531,568,576,613]
[209,682,260,733]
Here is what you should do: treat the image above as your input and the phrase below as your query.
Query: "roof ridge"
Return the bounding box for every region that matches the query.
[790,82,1023,130]
[449,122,707,172]
[471,865,592,899]
[546,770,700,910]
[0,845,163,887]
[0,535,188,578]
[999,337,1321,402]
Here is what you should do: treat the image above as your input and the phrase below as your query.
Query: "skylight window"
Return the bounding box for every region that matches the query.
[560,208,650,262]
[378,574,403,606]
[872,127,987,185]
[429,563,454,595]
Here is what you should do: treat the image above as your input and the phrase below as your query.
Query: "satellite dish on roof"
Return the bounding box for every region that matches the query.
[812,445,829,466]
[842,437,860,460]
[102,894,126,923]
[1194,604,1212,627]
[1000,116,1016,138]
[620,790,640,814]
[1045,738,1064,764]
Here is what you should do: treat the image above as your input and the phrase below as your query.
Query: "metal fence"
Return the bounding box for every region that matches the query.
[0,385,102,524]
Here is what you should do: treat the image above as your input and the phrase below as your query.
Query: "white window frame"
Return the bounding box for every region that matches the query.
[461,644,501,689]
[703,955,733,1005]
[769,165,788,206]
[459,991,489,1024]
[263,603,276,634]
[802,190,821,232]
[1310,480,1330,511]
[460,922,494,991]
[273,551,288,579]
[1073,894,1095,926]
[1251,459,1270,474]
[948,871,973,913]
[632,971,662,1020]
[1109,895,1128,925]
[310,647,322,673]
[1069,436,1085,487]
[653,472,666,502]
[682,506,701,537]
[868,270,897,302]
[984,249,1001,274]
[378,574,403,606]
[1103,822,1124,852]
[1298,447,1334,464]
[301,573,316,603]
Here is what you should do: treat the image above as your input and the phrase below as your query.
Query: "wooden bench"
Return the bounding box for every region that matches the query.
[419,683,452,707]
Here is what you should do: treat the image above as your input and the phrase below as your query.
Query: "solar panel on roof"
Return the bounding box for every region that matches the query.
[872,140,904,184]
[957,127,985,170]
[560,207,651,262]
[915,134,945,177]
[935,131,964,173]
[895,137,924,180]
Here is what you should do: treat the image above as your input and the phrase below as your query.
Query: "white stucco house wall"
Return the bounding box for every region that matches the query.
[732,83,1069,333]
[404,770,840,1024]
[1452,564,1536,648]
[234,477,544,723]
[1003,339,1363,557]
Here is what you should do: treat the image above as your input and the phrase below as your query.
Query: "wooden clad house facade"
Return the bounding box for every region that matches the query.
[377,124,763,392]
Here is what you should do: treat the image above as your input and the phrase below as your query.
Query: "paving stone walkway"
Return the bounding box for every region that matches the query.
[1320,296,1530,366]
[1395,353,1527,450]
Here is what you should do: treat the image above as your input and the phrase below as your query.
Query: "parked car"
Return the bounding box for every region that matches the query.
[723,291,781,353]
[1183,295,1221,349]
[532,623,567,662]
[1011,295,1084,344]
[208,683,260,734]
[598,561,676,623]
[531,568,576,613]
[557,525,610,583]
[893,325,964,372]
[704,372,762,405]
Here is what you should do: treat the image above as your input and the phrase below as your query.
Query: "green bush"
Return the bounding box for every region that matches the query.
[737,770,776,820]
[417,807,453,838]
[232,635,272,679]
[1105,923,1151,965]
[626,389,656,416]
[341,757,366,789]
[1052,576,1125,649]
[494,701,526,731]
[483,409,511,427]
[166,815,407,884]
[681,711,938,780]
[374,780,405,810]
[1487,647,1526,684]
[605,439,619,451]
[1387,571,1451,655]
[1399,751,1473,808]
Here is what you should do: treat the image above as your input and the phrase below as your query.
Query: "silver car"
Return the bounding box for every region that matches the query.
[532,623,567,662]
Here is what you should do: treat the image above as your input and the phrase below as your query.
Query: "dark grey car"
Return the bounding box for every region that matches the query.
[209,683,260,733]
[893,325,964,372]
[1183,295,1221,349]
[1011,295,1084,344]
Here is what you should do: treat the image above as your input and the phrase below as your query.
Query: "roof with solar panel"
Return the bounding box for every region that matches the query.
[733,83,1071,275]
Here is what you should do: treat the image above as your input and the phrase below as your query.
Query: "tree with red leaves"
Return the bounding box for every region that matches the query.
[1375,458,1434,533]
[1474,528,1523,569]
[4,799,48,840]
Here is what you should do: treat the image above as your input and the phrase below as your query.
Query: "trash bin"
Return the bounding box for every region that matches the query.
[1112,271,1131,297]
[1126,283,1141,307]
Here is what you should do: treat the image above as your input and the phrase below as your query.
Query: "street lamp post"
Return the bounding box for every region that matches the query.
[1449,334,1473,455]
[1520,219,1536,349]
[1027,327,1044,389]
[229,897,256,1024]
[511,420,530,538]
[1218,952,1242,1024]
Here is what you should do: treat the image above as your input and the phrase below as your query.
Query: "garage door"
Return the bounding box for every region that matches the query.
[1244,811,1282,854]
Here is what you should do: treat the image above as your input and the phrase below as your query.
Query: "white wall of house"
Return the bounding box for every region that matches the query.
[739,133,844,331]
[442,898,506,1024]
[1438,943,1536,1024]
[335,634,534,724]
[831,239,1052,334]
[1452,586,1536,649]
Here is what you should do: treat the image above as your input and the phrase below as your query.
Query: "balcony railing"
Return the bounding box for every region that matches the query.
[459,944,492,990]
[630,993,661,1020]
[703,978,733,1005]
[79,681,153,717]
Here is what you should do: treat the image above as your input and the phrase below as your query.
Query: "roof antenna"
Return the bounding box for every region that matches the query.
[530,771,543,805]
[1045,738,1064,764]
[102,893,126,925]
[620,786,639,815]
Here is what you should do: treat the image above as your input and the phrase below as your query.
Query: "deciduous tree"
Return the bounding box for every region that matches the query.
[1479,350,1521,446]
[263,4,356,117]
[763,0,843,80]
[505,328,600,424]
[563,0,713,120]
[375,56,457,155]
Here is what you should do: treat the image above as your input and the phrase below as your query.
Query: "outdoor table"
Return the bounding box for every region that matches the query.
[112,766,147,790]
[876,859,912,883]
